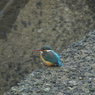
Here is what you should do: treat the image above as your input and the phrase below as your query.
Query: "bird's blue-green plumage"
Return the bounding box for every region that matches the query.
[42,50,62,66]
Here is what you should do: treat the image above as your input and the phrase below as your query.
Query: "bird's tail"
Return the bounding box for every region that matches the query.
[58,60,62,66]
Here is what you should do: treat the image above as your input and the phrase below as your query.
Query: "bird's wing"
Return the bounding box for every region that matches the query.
[42,50,60,64]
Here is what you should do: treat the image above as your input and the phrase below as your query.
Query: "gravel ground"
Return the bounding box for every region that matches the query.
[4,30,95,95]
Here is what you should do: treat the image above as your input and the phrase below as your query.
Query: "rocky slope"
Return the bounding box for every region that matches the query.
[4,30,95,95]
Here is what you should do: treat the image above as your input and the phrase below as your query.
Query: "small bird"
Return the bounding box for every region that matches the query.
[34,46,62,67]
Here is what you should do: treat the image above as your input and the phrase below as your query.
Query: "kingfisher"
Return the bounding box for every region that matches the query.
[34,46,62,67]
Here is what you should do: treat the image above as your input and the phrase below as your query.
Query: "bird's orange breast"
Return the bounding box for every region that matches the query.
[40,53,54,66]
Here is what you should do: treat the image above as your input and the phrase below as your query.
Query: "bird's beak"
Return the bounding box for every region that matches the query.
[33,49,42,52]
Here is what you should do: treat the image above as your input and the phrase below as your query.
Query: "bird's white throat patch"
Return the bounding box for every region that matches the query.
[40,51,43,53]
[40,50,52,53]
[46,50,52,52]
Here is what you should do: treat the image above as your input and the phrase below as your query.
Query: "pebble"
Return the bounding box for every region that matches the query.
[18,87,29,92]
[43,87,50,92]
[67,87,75,90]
[38,29,43,33]
[68,80,77,86]
[30,73,35,77]
[45,83,51,87]
[79,77,83,80]
[33,82,40,85]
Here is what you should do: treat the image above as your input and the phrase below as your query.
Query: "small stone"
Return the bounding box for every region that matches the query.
[36,90,42,93]
[45,83,51,87]
[18,87,29,92]
[50,79,56,83]
[53,87,59,91]
[45,71,51,74]
[84,72,93,77]
[38,29,43,33]
[44,87,50,92]
[68,80,77,86]
[30,73,35,77]
[68,87,74,90]
[79,77,83,80]
[33,82,40,85]
[11,87,17,91]
[33,80,43,85]
[89,87,95,92]
[22,93,28,95]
